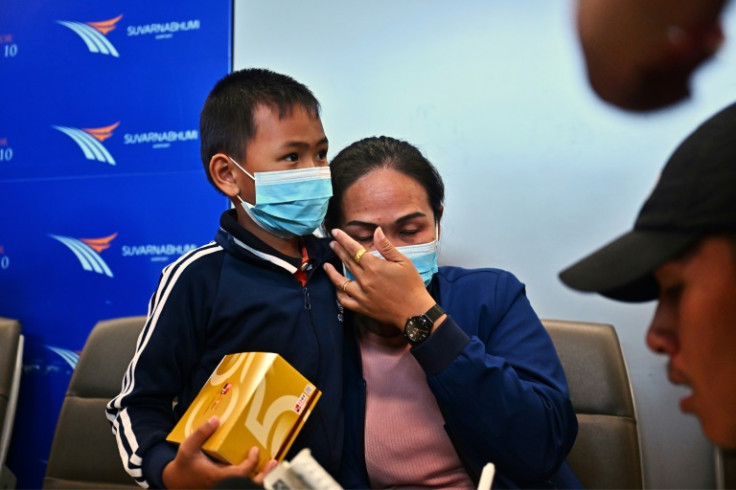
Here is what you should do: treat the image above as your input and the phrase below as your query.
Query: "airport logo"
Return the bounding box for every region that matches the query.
[49,232,117,278]
[121,242,197,262]
[52,122,119,165]
[46,345,80,370]
[123,129,198,149]
[56,15,122,57]
[126,19,200,40]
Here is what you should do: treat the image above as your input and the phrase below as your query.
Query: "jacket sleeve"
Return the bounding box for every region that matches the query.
[412,270,577,486]
[105,255,213,488]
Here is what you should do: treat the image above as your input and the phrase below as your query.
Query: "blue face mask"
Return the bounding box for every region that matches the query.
[344,228,439,287]
[400,238,439,286]
[229,157,333,238]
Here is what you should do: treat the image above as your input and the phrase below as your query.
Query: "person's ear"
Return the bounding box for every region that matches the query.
[209,153,240,197]
[436,205,444,239]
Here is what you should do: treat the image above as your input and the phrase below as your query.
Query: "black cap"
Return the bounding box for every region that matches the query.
[560,101,736,302]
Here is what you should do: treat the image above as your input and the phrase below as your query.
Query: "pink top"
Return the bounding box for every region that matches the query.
[360,328,474,489]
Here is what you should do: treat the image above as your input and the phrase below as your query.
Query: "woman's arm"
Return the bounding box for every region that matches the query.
[415,270,577,485]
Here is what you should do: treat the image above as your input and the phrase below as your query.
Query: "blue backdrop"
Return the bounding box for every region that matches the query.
[0,1,232,486]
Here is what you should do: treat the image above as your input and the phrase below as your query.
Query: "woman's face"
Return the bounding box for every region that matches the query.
[339,168,437,250]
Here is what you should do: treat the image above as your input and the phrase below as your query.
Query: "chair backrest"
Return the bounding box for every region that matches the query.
[43,316,146,489]
[542,319,643,489]
[716,448,736,489]
[0,317,23,488]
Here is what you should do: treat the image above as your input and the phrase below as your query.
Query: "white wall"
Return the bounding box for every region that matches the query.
[233,1,736,487]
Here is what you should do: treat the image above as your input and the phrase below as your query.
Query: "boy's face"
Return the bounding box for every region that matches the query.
[233,103,329,206]
[647,236,736,448]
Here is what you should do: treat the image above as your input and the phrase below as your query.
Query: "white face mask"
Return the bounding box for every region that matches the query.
[229,156,332,238]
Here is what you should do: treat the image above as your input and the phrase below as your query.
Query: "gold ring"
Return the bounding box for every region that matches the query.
[341,279,352,293]
[354,248,367,264]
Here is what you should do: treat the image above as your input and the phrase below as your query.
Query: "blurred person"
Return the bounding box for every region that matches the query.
[323,136,581,488]
[576,0,729,111]
[560,101,736,448]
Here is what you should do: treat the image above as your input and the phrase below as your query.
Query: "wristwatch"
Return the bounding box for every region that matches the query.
[403,303,446,345]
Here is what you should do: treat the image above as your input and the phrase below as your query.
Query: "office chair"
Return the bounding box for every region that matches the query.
[43,316,146,489]
[542,319,643,489]
[716,448,736,489]
[0,317,23,489]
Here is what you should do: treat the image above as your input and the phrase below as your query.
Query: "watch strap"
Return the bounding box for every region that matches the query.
[423,303,445,324]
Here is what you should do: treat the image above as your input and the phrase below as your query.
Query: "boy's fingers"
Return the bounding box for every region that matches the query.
[236,446,259,471]
[250,458,278,486]
[263,459,278,474]
[181,416,219,453]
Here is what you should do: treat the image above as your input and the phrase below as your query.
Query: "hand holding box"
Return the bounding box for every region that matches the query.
[167,352,321,473]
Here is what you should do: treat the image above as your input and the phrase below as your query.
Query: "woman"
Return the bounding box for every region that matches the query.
[323,136,581,489]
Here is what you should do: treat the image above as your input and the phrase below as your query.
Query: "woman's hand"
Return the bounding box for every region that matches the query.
[324,227,436,330]
[162,416,278,489]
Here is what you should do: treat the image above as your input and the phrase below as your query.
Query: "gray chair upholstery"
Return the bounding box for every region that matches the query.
[0,317,23,489]
[542,319,643,489]
[716,448,736,489]
[44,316,146,489]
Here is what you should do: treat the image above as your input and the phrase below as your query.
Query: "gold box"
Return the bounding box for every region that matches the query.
[166,352,321,473]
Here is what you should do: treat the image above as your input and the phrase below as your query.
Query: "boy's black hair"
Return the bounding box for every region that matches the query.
[199,68,321,187]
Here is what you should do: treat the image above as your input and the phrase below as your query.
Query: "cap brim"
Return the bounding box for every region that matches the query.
[559,230,700,302]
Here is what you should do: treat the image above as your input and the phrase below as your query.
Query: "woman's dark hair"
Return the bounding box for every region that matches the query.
[324,136,444,231]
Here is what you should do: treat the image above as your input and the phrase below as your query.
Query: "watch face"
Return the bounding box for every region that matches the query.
[404,315,432,344]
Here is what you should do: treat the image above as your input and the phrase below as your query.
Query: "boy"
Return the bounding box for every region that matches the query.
[106,68,344,488]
